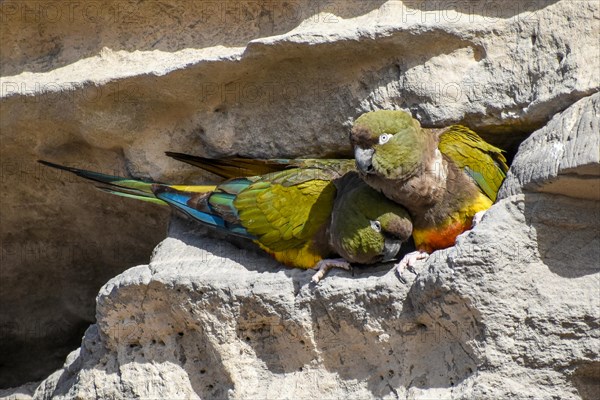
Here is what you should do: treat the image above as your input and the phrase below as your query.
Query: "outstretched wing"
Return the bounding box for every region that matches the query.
[438,125,509,202]
[165,153,359,267]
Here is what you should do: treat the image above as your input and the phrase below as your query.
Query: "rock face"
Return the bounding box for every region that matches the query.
[499,93,600,200]
[1,0,598,394]
[24,93,600,400]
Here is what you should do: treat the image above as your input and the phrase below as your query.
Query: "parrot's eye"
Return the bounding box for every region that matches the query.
[370,220,382,232]
[379,134,392,145]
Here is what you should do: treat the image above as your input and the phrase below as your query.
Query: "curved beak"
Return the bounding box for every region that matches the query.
[354,147,375,174]
[382,238,402,262]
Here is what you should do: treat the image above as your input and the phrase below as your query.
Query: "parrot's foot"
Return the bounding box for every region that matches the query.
[395,251,429,280]
[311,259,351,284]
[472,210,487,227]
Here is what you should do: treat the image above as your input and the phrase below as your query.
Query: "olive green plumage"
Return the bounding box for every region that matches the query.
[351,110,508,252]
[437,125,508,202]
[353,110,426,179]
[232,164,342,254]
[329,173,413,264]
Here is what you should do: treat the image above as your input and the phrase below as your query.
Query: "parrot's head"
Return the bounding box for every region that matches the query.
[334,179,413,264]
[351,110,426,180]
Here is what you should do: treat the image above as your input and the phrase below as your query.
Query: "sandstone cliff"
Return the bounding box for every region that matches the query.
[1,1,598,398]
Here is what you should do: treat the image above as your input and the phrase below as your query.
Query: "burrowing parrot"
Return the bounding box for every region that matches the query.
[350,110,508,270]
[39,157,413,283]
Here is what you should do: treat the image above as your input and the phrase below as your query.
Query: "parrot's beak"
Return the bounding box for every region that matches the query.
[354,147,375,174]
[382,238,402,262]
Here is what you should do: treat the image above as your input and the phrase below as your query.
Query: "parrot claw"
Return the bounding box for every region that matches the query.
[311,259,351,284]
[395,251,429,280]
[472,210,487,227]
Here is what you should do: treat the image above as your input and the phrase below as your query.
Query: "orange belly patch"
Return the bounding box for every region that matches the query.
[412,193,493,253]
[413,193,494,253]
[412,219,472,253]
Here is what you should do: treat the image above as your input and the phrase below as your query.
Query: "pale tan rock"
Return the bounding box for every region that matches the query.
[1,0,598,392]
[499,92,600,200]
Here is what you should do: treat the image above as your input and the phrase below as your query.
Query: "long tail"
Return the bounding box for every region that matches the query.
[165,151,293,179]
[38,160,167,205]
[38,160,253,238]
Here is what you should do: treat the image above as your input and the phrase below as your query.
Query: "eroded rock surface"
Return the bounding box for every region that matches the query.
[499,93,600,200]
[1,0,598,394]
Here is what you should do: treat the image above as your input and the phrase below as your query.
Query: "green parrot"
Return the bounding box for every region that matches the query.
[350,110,508,268]
[39,157,413,283]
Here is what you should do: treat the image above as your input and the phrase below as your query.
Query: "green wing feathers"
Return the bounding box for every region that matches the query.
[39,158,341,268]
[438,125,509,201]
[165,153,353,252]
[234,168,336,251]
[42,155,408,271]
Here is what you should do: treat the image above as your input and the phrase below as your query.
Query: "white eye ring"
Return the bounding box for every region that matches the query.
[379,134,392,145]
[370,220,382,232]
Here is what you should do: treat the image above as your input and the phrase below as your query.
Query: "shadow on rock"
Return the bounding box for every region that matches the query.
[523,193,600,278]
[165,212,411,283]
[308,262,479,397]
